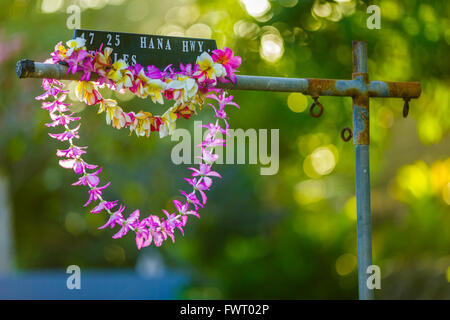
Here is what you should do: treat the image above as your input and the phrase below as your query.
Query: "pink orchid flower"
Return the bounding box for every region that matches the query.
[79,57,96,82]
[36,79,68,100]
[146,65,165,79]
[91,200,118,214]
[197,147,220,164]
[48,123,81,142]
[41,94,70,113]
[72,167,103,187]
[112,209,140,239]
[84,182,111,207]
[162,209,185,237]
[147,215,164,247]
[66,49,88,74]
[198,137,226,149]
[189,163,221,179]
[201,122,228,139]
[184,178,212,205]
[180,190,204,210]
[207,91,240,109]
[59,158,97,175]
[56,146,87,158]
[179,63,198,77]
[46,113,80,127]
[135,218,152,250]
[173,200,201,223]
[99,205,126,229]
[211,47,242,83]
[206,91,240,124]
[160,210,182,241]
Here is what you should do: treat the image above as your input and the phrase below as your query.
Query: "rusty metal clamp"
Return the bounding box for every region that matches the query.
[403,97,410,118]
[309,96,323,118]
[341,127,353,142]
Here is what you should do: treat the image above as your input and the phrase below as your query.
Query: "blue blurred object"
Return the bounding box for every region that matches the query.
[0,269,188,299]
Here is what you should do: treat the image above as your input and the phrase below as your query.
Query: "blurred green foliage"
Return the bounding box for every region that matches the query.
[0,0,449,299]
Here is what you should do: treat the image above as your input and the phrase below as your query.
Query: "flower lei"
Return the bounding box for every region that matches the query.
[36,37,241,249]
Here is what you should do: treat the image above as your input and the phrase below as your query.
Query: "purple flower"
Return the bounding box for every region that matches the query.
[72,168,103,187]
[189,163,221,179]
[207,91,239,109]
[113,209,140,239]
[36,79,68,100]
[206,91,240,127]
[79,56,95,81]
[84,182,111,207]
[173,200,200,219]
[56,146,87,158]
[147,215,165,247]
[41,94,70,113]
[42,78,64,90]
[198,137,226,148]
[180,190,204,210]
[48,123,81,142]
[211,47,241,83]
[160,222,175,243]
[179,63,198,77]
[184,178,211,205]
[201,122,227,139]
[46,112,80,127]
[146,65,165,79]
[66,49,88,74]
[135,218,152,250]
[91,200,119,214]
[59,158,97,175]
[99,205,125,229]
[196,148,219,164]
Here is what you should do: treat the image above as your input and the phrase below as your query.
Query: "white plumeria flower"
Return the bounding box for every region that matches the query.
[145,79,166,104]
[167,77,198,104]
[159,107,178,138]
[195,52,227,82]
[66,37,86,57]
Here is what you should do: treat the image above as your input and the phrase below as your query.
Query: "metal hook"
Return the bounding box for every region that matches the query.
[341,127,353,142]
[309,96,323,118]
[403,98,410,118]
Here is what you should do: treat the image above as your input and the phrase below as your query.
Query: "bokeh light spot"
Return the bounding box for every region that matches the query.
[344,196,357,221]
[294,180,325,205]
[443,183,450,205]
[41,0,63,13]
[126,0,150,22]
[287,92,308,113]
[104,244,126,264]
[312,2,332,18]
[240,0,270,18]
[65,212,86,236]
[311,146,337,176]
[279,0,298,8]
[186,23,212,39]
[260,33,284,63]
[336,253,357,276]
[376,107,394,129]
[418,115,443,144]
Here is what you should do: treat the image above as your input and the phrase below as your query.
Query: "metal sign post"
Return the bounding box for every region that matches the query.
[16,36,421,300]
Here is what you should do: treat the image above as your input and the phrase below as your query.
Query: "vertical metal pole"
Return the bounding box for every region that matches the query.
[352,41,374,300]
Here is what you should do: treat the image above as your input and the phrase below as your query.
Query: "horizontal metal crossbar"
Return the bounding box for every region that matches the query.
[16,60,421,99]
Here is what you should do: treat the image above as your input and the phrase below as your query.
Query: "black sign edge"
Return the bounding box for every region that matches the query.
[72,28,217,46]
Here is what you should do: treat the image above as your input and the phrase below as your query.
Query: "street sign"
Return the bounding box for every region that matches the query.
[73,29,217,69]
